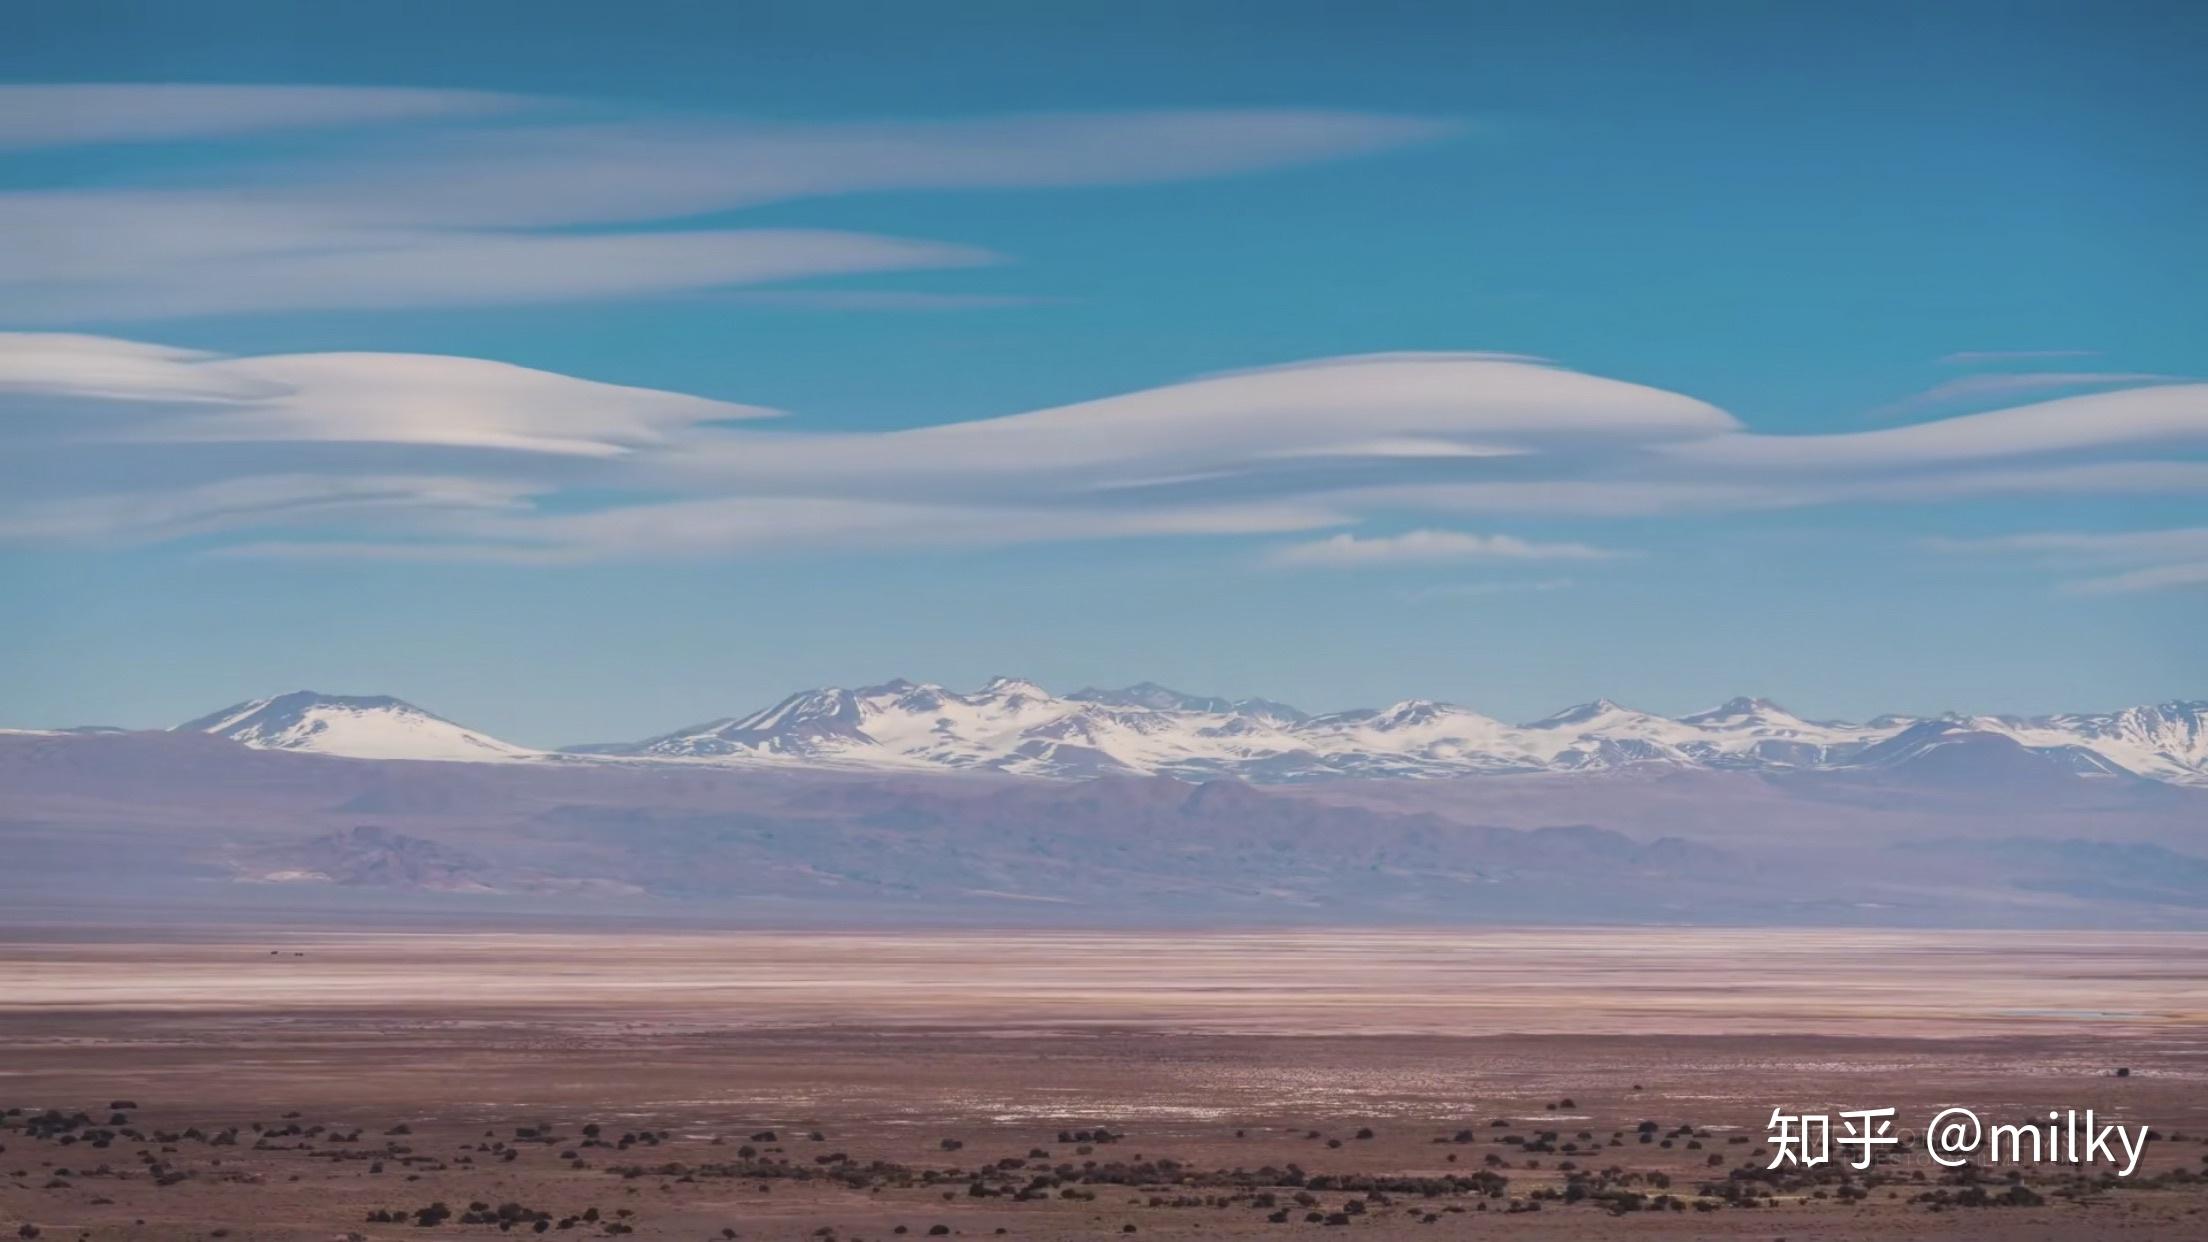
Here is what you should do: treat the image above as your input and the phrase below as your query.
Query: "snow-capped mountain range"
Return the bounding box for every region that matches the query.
[148,679,2208,787]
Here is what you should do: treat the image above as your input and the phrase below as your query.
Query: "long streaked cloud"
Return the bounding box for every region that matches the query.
[2068,562,2208,595]
[719,289,1054,312]
[0,332,2201,565]
[214,497,1352,564]
[1929,527,2208,595]
[3,333,777,456]
[0,474,536,542]
[7,225,999,320]
[0,84,528,150]
[651,353,1736,500]
[1867,371,2184,421]
[1937,349,2100,366]
[1929,527,2208,561]
[310,111,1461,228]
[1401,578,1578,602]
[1,91,1456,319]
[1268,529,1616,568]
[1667,383,2208,469]
[1349,461,2208,518]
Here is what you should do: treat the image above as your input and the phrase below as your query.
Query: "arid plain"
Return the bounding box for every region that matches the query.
[5,927,2206,1241]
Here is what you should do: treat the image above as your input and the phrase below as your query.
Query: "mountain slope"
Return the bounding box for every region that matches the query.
[1969,702,2208,786]
[8,725,2206,926]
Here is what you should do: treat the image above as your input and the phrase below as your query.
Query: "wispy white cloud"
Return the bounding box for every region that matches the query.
[320,111,1460,227]
[718,289,1053,312]
[1268,529,1616,568]
[0,334,777,456]
[1867,371,2184,421]
[1816,460,2208,503]
[0,474,534,541]
[1401,578,1577,602]
[3,227,997,319]
[653,353,1736,501]
[0,334,264,402]
[2068,561,2208,595]
[1937,349,2099,366]
[1928,527,2208,561]
[218,497,1351,563]
[1928,526,2208,595]
[1332,480,1795,517]
[1666,383,2208,470]
[0,84,527,150]
[1337,460,2208,519]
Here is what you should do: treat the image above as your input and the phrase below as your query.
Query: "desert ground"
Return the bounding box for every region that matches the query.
[4,927,2206,1240]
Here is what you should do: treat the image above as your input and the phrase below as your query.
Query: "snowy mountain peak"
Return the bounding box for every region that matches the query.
[1681,695,1792,723]
[978,675,1051,701]
[1526,698,1634,728]
[1371,698,1459,726]
[1228,697,1311,724]
[1068,682,1309,722]
[1069,680,1185,709]
[176,691,535,763]
[1069,681,1226,712]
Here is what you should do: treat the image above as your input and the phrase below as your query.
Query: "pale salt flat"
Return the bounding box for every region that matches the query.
[5,926,2205,1038]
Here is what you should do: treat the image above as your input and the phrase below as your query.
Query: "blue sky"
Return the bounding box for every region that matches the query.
[0,0,2202,744]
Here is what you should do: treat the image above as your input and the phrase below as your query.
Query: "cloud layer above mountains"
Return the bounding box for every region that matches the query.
[1,85,2199,592]
[1,331,2202,587]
